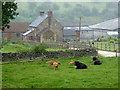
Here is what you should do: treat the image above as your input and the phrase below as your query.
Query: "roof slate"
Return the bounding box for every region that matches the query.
[3,22,31,33]
[89,18,119,30]
[29,14,48,27]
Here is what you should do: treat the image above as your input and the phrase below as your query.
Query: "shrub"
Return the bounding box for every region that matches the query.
[100,38,106,41]
[114,38,118,41]
[109,40,114,43]
[32,43,48,53]
[2,39,9,46]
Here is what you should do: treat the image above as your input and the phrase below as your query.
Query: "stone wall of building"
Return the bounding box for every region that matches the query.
[2,32,23,41]
[26,16,63,43]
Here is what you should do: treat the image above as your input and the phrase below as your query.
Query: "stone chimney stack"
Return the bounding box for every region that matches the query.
[40,10,44,16]
[48,10,52,17]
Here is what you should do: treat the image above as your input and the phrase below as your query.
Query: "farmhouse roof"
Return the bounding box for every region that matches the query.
[89,18,119,30]
[3,22,31,33]
[29,14,48,27]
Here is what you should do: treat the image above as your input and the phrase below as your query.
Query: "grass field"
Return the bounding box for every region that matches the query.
[2,56,118,88]
[0,44,70,53]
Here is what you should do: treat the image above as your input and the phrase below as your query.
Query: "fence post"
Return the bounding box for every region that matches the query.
[97,42,98,49]
[109,43,111,51]
[114,44,115,52]
[101,43,102,50]
[105,44,107,50]
[116,49,117,57]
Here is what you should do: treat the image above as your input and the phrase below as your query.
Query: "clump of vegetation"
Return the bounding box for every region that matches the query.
[32,43,48,53]
[109,40,114,43]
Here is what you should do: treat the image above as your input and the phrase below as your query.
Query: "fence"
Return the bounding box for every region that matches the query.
[47,42,91,50]
[92,42,119,52]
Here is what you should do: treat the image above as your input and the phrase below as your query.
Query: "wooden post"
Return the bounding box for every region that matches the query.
[105,44,107,50]
[116,49,117,57]
[97,42,98,49]
[109,43,111,51]
[114,44,115,51]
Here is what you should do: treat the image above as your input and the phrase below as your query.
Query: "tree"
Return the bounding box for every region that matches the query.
[1,2,19,31]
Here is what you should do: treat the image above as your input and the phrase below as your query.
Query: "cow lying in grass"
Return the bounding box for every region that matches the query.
[92,57,102,65]
[69,61,87,69]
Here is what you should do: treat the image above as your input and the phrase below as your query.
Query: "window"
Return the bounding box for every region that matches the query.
[43,30,54,41]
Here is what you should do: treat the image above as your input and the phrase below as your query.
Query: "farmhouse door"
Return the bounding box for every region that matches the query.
[7,33,12,41]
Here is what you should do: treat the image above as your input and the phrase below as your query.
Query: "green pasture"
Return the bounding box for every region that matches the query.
[2,56,118,88]
[0,44,69,53]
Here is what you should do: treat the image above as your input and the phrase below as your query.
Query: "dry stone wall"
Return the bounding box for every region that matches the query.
[2,48,97,61]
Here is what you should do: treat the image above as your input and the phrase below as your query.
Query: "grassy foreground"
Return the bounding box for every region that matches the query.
[2,56,118,88]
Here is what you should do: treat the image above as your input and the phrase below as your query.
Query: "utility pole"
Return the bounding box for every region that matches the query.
[79,17,81,42]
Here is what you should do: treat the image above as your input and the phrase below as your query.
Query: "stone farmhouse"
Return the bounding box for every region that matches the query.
[22,10,63,43]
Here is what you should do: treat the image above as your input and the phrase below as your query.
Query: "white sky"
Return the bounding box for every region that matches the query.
[15,0,119,2]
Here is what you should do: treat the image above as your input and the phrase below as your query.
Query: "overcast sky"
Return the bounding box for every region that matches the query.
[15,0,119,2]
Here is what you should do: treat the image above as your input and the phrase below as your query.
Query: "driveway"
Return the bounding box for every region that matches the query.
[98,50,119,57]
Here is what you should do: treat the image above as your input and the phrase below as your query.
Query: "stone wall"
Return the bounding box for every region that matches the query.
[2,48,98,61]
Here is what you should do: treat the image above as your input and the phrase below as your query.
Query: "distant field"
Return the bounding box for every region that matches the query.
[0,44,70,53]
[2,56,118,88]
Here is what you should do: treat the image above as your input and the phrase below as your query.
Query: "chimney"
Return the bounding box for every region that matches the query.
[48,10,52,17]
[76,30,80,39]
[40,10,44,16]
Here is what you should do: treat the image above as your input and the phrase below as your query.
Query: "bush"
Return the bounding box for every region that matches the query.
[100,38,106,41]
[32,43,48,53]
[114,38,118,41]
[2,39,9,46]
[109,40,114,43]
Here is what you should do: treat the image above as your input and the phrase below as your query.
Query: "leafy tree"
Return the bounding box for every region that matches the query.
[1,2,19,31]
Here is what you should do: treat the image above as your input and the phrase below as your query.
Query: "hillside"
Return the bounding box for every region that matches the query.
[12,2,118,25]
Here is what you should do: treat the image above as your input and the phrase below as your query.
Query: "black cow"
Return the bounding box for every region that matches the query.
[69,61,87,69]
[92,57,102,65]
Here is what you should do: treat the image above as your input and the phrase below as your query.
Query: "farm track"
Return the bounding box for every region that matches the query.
[98,50,120,57]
